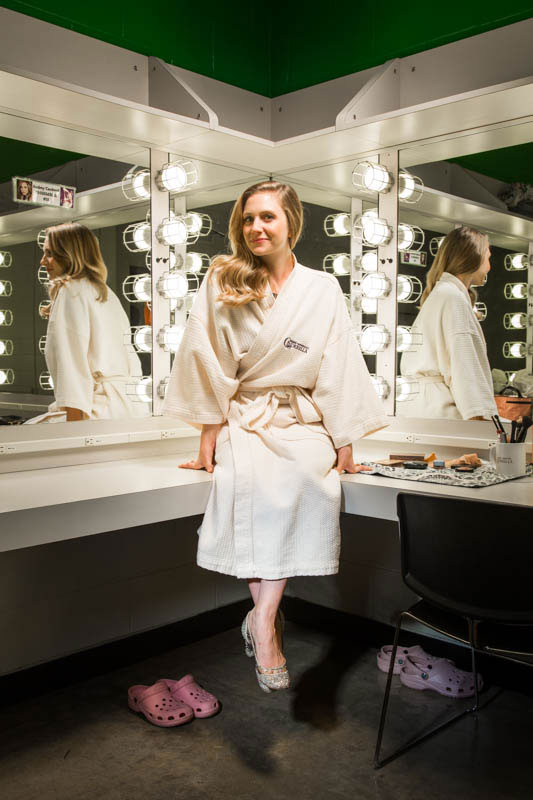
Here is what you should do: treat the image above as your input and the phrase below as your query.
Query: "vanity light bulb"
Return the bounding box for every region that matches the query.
[157,160,198,193]
[0,280,13,297]
[133,171,150,198]
[186,252,209,273]
[158,271,188,300]
[361,297,378,314]
[133,276,151,302]
[361,271,391,299]
[37,266,50,285]
[370,374,390,400]
[360,324,390,354]
[157,324,185,352]
[133,326,152,353]
[397,274,423,304]
[0,310,13,326]
[0,251,12,268]
[398,223,424,252]
[38,335,47,354]
[352,161,392,194]
[135,377,152,403]
[504,312,527,330]
[37,230,47,250]
[123,221,151,252]
[184,212,212,237]
[0,339,13,356]
[39,371,53,391]
[121,166,151,201]
[157,216,188,246]
[355,210,392,247]
[503,341,527,359]
[505,253,529,271]
[0,368,14,385]
[429,236,445,257]
[324,214,351,237]
[504,283,528,300]
[398,170,424,203]
[360,251,378,272]
[396,376,419,402]
[397,325,423,352]
[323,254,351,275]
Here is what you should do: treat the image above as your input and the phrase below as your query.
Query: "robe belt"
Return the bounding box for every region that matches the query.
[231,386,322,431]
[92,371,130,384]
[414,375,446,385]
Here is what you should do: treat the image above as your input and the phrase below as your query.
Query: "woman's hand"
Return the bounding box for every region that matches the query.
[334,443,373,474]
[179,423,223,473]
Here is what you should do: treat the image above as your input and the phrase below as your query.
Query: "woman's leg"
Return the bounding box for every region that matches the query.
[248,578,287,668]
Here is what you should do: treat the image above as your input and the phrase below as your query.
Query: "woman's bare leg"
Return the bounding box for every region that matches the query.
[248,578,287,668]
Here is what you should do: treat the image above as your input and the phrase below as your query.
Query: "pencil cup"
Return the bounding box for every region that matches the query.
[489,442,527,478]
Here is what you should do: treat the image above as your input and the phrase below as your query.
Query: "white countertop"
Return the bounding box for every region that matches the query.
[1,452,532,553]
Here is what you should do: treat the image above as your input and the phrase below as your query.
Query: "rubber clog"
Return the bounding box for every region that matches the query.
[128,680,194,727]
[377,644,443,675]
[163,675,220,718]
[399,655,483,698]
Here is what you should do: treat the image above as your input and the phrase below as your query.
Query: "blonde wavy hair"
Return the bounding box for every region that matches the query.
[45,222,108,302]
[208,181,303,306]
[420,226,489,307]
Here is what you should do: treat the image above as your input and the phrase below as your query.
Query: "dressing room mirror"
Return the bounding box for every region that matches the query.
[398,124,533,420]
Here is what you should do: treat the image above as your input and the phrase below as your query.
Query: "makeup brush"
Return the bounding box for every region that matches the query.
[518,415,533,443]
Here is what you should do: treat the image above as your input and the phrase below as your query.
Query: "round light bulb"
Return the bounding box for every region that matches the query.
[159,272,188,299]
[512,313,525,329]
[397,275,411,302]
[370,375,390,399]
[398,224,415,251]
[161,163,188,191]
[399,172,416,200]
[132,171,150,199]
[396,376,419,401]
[509,283,528,299]
[332,254,350,275]
[360,210,391,246]
[0,370,9,384]
[133,326,152,353]
[133,222,151,251]
[186,253,203,272]
[135,377,152,403]
[161,218,188,246]
[362,163,391,192]
[361,251,378,272]
[0,282,7,296]
[158,324,185,352]
[0,341,6,355]
[361,297,378,314]
[133,276,151,302]
[361,272,390,299]
[510,342,526,358]
[0,251,12,268]
[333,214,351,236]
[360,324,390,354]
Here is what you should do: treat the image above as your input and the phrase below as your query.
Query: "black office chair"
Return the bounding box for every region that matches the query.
[374,492,533,768]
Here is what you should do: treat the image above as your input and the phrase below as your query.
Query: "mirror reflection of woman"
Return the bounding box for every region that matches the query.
[37,222,148,422]
[399,226,497,420]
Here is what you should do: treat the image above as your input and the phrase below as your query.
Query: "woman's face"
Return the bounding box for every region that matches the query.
[40,237,65,280]
[470,246,491,286]
[242,192,290,261]
[19,181,31,198]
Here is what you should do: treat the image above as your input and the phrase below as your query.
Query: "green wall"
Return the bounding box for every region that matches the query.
[451,143,533,186]
[0,136,82,184]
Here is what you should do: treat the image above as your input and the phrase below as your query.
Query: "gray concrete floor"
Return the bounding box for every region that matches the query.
[0,622,531,800]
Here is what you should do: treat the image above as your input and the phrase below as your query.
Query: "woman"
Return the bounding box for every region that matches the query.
[399,226,497,420]
[163,181,388,692]
[38,222,148,422]
[17,179,32,202]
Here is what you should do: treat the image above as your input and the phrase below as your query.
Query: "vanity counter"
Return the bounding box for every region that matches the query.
[1,451,532,553]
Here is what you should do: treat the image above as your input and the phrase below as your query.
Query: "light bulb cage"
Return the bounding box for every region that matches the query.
[353,212,392,247]
[398,223,425,252]
[429,236,445,257]
[505,253,529,271]
[37,266,50,286]
[0,251,12,268]
[0,280,13,298]
[504,312,527,330]
[398,170,424,203]
[370,374,390,400]
[358,250,379,272]
[156,215,197,246]
[38,335,47,354]
[39,371,53,391]
[157,270,199,301]
[504,283,528,300]
[185,252,210,273]
[324,213,351,237]
[130,325,153,353]
[352,161,392,195]
[503,341,528,359]
[323,253,351,276]
[474,302,488,321]
[184,212,212,238]
[123,220,152,252]
[361,271,391,299]
[126,376,153,404]
[359,324,391,354]
[397,325,423,352]
[0,310,13,326]
[156,159,198,193]
[157,323,186,353]
[397,274,423,304]
[38,301,51,318]
[0,368,15,386]
[121,166,151,202]
[122,273,152,303]
[0,339,13,356]
[396,376,420,402]
[37,230,47,250]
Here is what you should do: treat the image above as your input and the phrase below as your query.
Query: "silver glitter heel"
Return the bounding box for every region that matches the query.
[242,608,285,658]
[243,611,290,693]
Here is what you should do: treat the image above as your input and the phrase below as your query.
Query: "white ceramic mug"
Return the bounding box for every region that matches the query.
[489,442,528,478]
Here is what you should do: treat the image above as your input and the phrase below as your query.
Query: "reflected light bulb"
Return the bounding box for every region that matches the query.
[132,171,150,199]
[361,297,378,314]
[133,223,151,251]
[505,283,528,300]
[333,214,351,235]
[361,251,378,272]
[362,164,391,192]
[159,271,188,299]
[398,173,415,199]
[158,324,185,352]
[360,324,390,353]
[161,218,188,246]
[396,376,419,401]
[370,375,390,399]
[136,377,152,403]
[511,313,526,329]
[186,253,207,272]
[161,163,188,191]
[0,370,10,385]
[133,276,151,302]
[133,326,152,353]
[0,341,6,355]
[398,224,414,251]
[361,272,390,299]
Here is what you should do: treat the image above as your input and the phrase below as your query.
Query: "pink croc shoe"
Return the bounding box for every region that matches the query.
[163,675,220,718]
[128,680,194,727]
[399,656,483,698]
[377,645,447,675]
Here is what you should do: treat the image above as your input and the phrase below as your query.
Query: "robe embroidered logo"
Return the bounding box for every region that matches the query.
[283,337,309,353]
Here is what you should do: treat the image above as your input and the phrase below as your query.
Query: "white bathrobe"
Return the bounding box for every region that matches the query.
[163,260,388,579]
[44,277,148,419]
[399,272,497,420]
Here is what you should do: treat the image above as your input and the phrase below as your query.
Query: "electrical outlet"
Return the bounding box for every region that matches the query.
[85,436,104,447]
[161,430,179,439]
[405,433,415,443]
[0,444,17,454]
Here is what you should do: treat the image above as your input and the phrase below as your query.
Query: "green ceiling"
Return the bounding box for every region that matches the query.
[451,143,533,186]
[0,136,83,185]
